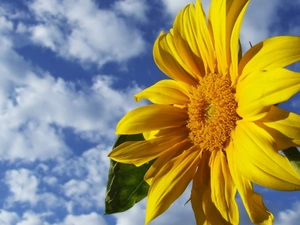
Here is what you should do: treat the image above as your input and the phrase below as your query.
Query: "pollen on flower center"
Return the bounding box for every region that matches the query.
[187,73,240,151]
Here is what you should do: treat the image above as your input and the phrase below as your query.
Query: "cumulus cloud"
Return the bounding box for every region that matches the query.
[275,202,300,225]
[16,211,49,225]
[25,0,147,67]
[54,145,111,212]
[4,169,39,206]
[59,212,107,225]
[0,210,19,225]
[160,0,196,18]
[113,0,148,22]
[0,25,143,161]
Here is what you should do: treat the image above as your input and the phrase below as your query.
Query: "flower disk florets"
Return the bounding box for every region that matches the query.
[187,73,240,151]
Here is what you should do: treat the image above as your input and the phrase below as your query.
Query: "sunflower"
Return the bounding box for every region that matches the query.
[109,0,300,224]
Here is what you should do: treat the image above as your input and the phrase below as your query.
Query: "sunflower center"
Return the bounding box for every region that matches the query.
[187,73,239,151]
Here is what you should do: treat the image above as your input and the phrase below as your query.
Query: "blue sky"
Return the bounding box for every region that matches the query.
[0,0,300,224]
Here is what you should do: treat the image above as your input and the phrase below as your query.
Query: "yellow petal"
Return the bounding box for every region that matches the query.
[227,141,274,225]
[191,151,210,225]
[232,121,300,190]
[153,31,197,85]
[202,187,233,225]
[236,68,300,121]
[145,146,200,224]
[208,0,227,74]
[144,139,192,185]
[173,0,215,76]
[239,36,300,77]
[210,150,238,224]
[134,79,190,105]
[109,128,188,166]
[173,4,205,79]
[227,0,249,84]
[116,104,188,134]
[258,106,300,150]
[195,0,215,74]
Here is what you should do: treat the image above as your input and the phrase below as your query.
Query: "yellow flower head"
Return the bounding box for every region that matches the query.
[109,0,300,224]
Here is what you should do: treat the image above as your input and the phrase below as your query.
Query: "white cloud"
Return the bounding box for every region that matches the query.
[17,211,49,225]
[4,169,39,206]
[43,176,58,186]
[275,202,300,225]
[239,0,281,49]
[30,24,64,51]
[55,145,111,212]
[0,16,13,33]
[26,0,147,67]
[160,0,195,18]
[59,212,107,225]
[0,210,19,225]
[113,0,148,22]
[0,25,143,161]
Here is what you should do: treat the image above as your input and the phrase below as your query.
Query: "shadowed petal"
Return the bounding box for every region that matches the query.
[145,146,200,224]
[210,150,238,224]
[144,139,192,185]
[192,151,234,225]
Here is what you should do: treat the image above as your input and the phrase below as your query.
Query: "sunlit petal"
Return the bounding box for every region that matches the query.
[208,0,227,74]
[236,68,300,121]
[109,128,188,166]
[116,104,188,134]
[134,79,190,105]
[239,36,300,77]
[227,0,249,84]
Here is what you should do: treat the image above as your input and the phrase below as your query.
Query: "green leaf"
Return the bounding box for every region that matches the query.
[282,146,300,175]
[105,134,154,214]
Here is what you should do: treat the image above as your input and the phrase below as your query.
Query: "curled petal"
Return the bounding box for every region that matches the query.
[232,121,300,190]
[227,0,250,84]
[153,31,197,85]
[208,0,227,74]
[227,142,274,225]
[258,106,300,150]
